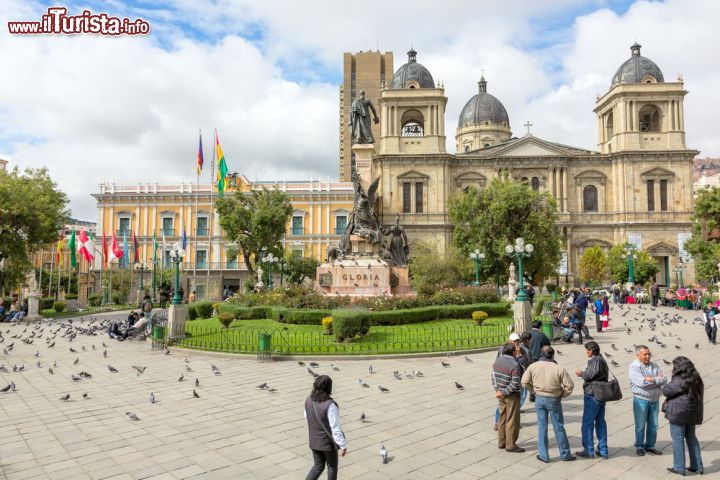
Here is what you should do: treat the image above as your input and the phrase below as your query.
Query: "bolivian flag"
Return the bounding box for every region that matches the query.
[216,131,228,197]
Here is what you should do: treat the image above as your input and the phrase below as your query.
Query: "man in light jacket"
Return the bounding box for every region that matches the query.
[628,345,667,456]
[521,345,575,463]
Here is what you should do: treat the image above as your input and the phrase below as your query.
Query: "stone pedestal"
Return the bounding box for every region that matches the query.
[513,300,532,334]
[24,293,42,322]
[352,143,375,191]
[167,303,187,341]
[316,257,413,297]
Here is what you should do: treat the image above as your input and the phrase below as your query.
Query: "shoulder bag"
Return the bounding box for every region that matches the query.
[592,369,623,402]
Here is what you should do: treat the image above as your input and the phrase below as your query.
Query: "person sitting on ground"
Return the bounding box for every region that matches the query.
[108,321,123,340]
[9,299,28,322]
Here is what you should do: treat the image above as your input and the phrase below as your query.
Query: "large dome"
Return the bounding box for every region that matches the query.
[612,43,664,85]
[457,77,509,127]
[390,48,435,89]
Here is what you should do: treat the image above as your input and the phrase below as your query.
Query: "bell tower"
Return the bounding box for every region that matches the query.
[377,49,447,155]
[595,43,687,153]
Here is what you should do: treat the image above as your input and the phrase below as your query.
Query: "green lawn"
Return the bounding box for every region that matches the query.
[173,316,514,355]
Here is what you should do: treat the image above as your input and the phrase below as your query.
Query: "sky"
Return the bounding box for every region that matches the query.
[1,0,719,221]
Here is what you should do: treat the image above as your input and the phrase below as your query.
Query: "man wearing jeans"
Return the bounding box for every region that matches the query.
[575,341,609,459]
[521,346,575,463]
[628,345,667,456]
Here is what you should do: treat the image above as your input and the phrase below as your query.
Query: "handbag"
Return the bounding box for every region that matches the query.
[312,400,341,450]
[592,369,623,402]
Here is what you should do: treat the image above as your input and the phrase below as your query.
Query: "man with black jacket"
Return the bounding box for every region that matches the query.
[575,341,610,459]
[526,321,551,402]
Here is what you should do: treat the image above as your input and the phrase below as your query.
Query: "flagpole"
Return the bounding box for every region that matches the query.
[57,241,62,300]
[48,245,55,299]
[208,129,216,300]
[38,248,44,296]
[193,129,200,296]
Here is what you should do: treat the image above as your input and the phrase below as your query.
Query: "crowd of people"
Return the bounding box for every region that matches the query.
[490,327,705,475]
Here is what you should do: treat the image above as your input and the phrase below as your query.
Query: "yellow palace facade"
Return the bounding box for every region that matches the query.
[91,175,353,300]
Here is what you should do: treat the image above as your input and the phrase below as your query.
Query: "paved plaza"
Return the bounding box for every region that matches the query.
[0,305,719,479]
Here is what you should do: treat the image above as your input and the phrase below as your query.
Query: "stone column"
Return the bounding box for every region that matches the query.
[24,293,42,322]
[513,300,532,334]
[167,303,188,341]
[352,143,375,193]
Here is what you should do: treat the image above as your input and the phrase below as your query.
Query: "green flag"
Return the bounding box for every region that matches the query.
[68,228,77,268]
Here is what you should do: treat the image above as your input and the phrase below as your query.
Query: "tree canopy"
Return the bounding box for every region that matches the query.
[284,255,319,285]
[684,186,720,281]
[215,188,293,275]
[578,246,607,286]
[0,167,69,291]
[448,177,562,284]
[607,244,658,285]
[408,243,474,295]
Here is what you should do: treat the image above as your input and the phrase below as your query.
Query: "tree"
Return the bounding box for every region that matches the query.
[215,188,292,275]
[284,255,320,285]
[684,186,720,281]
[578,246,607,286]
[408,243,473,295]
[448,177,562,284]
[607,244,658,285]
[0,168,69,292]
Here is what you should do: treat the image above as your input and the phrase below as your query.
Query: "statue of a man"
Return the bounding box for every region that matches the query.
[383,214,409,266]
[349,90,379,144]
[26,271,38,294]
[509,263,516,283]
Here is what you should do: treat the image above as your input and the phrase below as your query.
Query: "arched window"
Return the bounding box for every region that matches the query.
[521,177,528,184]
[583,185,598,213]
[402,121,423,136]
[605,112,614,140]
[638,104,662,132]
[531,177,540,192]
[464,145,470,153]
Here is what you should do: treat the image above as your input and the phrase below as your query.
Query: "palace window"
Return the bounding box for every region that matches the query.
[660,179,668,211]
[583,185,598,213]
[415,182,424,213]
[197,216,208,236]
[647,180,655,211]
[196,250,207,269]
[291,216,304,235]
[161,217,174,237]
[336,215,347,234]
[226,256,238,269]
[118,217,131,236]
[531,177,540,192]
[402,182,411,213]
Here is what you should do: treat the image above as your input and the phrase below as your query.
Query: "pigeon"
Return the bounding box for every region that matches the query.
[164,349,171,355]
[59,393,70,401]
[380,444,388,464]
[378,385,389,393]
[441,361,450,367]
[308,368,319,378]
[82,393,89,399]
[610,360,620,367]
[611,344,618,351]
[0,384,11,392]
[211,364,220,373]
[185,365,192,372]
[464,356,473,363]
[331,364,340,372]
[79,371,92,378]
[103,350,107,358]
[193,389,200,398]
[10,382,15,391]
[624,348,633,354]
[48,367,54,374]
[70,347,77,353]
[102,342,108,348]
[178,374,184,382]
[184,357,190,363]
[695,343,700,349]
[48,341,55,348]
[360,412,366,422]
[92,344,96,350]
[268,387,278,393]
[358,379,370,388]
[663,359,671,365]
[393,371,402,380]
[309,362,319,368]
[369,365,375,374]
[34,351,39,358]
[455,381,464,390]
[132,366,147,376]
[556,349,563,355]
[195,378,199,387]
[149,392,155,404]
[108,365,118,373]
[73,358,79,365]
[413,370,424,377]
[297,361,306,366]
[71,374,82,381]
[675,345,681,350]
[126,412,140,421]
[36,361,41,368]
[605,353,613,358]
[257,382,268,389]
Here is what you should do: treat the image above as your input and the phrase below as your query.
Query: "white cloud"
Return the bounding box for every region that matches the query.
[1,0,718,221]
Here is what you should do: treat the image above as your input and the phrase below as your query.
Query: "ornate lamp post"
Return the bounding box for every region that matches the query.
[262,252,279,289]
[169,243,185,305]
[469,249,485,287]
[622,246,637,286]
[677,261,686,287]
[505,237,533,302]
[134,261,148,305]
[279,257,286,286]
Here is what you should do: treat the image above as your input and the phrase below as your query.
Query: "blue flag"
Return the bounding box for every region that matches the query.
[182,225,187,250]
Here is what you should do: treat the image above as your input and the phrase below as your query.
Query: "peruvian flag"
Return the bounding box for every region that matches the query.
[78,229,95,262]
[107,232,124,264]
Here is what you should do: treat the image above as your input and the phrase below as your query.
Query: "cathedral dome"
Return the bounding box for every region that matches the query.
[390,48,435,89]
[457,77,509,128]
[612,43,664,85]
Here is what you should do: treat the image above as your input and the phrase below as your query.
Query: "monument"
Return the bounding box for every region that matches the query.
[316,98,412,297]
[24,271,42,322]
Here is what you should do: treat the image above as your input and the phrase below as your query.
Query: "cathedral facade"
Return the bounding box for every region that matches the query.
[370,44,696,286]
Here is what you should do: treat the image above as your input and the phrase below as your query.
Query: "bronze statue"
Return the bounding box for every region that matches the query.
[339,174,381,252]
[383,214,409,266]
[349,90,379,144]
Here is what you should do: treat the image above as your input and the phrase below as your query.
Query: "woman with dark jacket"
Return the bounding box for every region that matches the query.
[575,341,610,459]
[662,356,704,476]
[304,375,347,480]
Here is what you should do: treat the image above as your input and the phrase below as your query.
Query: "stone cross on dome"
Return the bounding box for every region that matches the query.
[524,121,533,135]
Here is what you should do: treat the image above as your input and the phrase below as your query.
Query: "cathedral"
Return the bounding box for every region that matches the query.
[366,43,696,286]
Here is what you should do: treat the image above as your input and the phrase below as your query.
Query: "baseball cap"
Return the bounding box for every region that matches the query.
[508,333,520,341]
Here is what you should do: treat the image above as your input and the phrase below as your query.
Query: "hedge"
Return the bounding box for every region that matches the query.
[87,294,101,307]
[53,301,66,313]
[364,302,511,326]
[332,309,372,341]
[187,304,198,320]
[192,300,215,319]
[217,303,274,320]
[270,308,331,325]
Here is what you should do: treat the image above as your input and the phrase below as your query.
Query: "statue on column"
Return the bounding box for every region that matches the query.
[383,214,409,266]
[508,262,518,301]
[26,271,39,294]
[349,90,379,144]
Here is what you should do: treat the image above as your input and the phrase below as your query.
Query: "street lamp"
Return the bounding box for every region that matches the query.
[505,237,533,302]
[169,243,185,305]
[674,260,687,288]
[622,246,637,286]
[134,261,148,291]
[279,257,286,286]
[469,249,485,287]
[262,252,279,289]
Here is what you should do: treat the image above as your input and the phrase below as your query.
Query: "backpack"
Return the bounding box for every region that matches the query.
[142,299,152,312]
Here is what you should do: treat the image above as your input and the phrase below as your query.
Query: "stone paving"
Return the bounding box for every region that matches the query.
[0,304,719,479]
